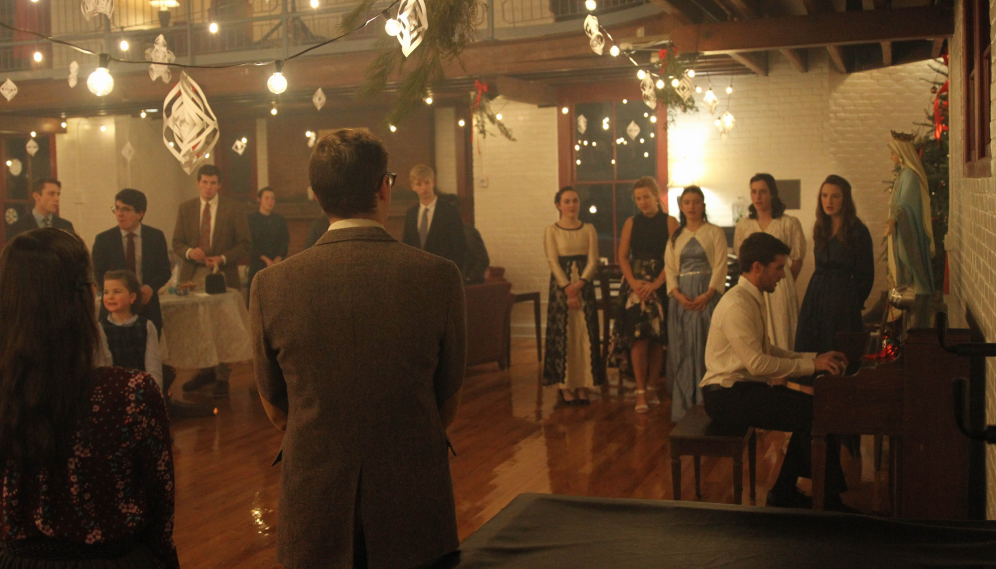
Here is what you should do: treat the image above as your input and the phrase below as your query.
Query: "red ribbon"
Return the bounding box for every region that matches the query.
[473,80,488,109]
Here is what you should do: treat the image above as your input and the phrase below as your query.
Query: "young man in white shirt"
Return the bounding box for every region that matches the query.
[700,232,854,511]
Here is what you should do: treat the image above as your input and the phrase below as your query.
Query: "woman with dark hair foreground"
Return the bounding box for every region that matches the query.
[0,228,178,569]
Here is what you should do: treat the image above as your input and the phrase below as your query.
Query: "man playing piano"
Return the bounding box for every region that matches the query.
[700,232,856,512]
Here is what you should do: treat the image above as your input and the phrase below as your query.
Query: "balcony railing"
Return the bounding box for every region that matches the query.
[0,0,648,74]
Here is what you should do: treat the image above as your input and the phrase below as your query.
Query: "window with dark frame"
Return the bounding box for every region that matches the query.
[964,0,991,173]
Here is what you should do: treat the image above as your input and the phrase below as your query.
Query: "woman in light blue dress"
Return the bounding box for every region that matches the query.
[664,186,728,422]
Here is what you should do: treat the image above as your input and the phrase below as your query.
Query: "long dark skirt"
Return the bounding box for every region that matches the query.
[0,543,162,569]
[543,255,605,387]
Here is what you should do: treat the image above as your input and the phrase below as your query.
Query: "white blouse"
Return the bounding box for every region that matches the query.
[664,222,729,296]
[544,223,599,288]
[733,215,806,262]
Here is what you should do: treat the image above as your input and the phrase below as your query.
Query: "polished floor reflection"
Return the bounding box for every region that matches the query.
[170,338,887,568]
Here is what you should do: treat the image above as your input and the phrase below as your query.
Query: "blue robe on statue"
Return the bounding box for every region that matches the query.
[890,168,935,294]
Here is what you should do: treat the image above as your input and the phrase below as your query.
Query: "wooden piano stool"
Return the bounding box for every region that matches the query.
[669,405,757,505]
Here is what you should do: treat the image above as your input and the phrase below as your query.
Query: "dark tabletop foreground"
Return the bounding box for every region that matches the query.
[433,493,996,568]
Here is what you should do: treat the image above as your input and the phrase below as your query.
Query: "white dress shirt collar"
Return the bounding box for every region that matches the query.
[120,224,143,238]
[328,218,385,231]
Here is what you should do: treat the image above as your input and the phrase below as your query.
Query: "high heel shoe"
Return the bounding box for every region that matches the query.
[559,388,578,407]
[635,389,650,414]
[575,389,591,406]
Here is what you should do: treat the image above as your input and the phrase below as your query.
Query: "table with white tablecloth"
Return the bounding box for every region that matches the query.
[158,289,252,369]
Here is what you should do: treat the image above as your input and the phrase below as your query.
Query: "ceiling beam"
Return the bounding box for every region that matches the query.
[729,51,768,75]
[0,117,66,135]
[827,45,848,73]
[669,4,954,54]
[648,0,696,24]
[489,76,557,107]
[780,48,808,72]
[723,0,759,19]
[881,41,892,66]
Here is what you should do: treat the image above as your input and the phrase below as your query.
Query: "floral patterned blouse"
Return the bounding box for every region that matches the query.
[1,367,178,568]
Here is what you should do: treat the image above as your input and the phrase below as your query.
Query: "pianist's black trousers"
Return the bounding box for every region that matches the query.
[703,381,846,498]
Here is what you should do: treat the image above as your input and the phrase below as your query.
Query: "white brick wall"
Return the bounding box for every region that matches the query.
[476,56,938,337]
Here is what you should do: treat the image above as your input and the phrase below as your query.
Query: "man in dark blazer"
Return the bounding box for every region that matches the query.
[401,165,467,274]
[251,129,465,569]
[92,189,172,333]
[172,164,252,398]
[5,178,74,239]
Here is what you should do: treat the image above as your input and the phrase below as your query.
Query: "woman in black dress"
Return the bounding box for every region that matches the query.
[247,187,290,302]
[796,174,875,358]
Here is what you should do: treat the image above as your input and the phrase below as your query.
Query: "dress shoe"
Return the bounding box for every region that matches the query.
[212,380,230,399]
[182,370,217,392]
[765,487,813,509]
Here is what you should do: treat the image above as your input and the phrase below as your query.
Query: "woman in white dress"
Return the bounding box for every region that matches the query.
[733,173,807,351]
[542,187,605,405]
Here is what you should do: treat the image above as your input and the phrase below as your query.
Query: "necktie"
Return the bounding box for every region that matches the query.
[125,232,137,274]
[418,207,429,249]
[43,216,51,228]
[199,202,212,251]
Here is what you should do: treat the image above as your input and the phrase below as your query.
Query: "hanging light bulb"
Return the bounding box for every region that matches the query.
[671,78,680,88]
[267,61,288,95]
[561,107,569,114]
[650,115,657,123]
[33,51,42,62]
[385,17,401,36]
[496,113,503,120]
[458,119,466,127]
[687,69,696,78]
[609,45,620,57]
[270,106,278,116]
[87,54,114,96]
[425,95,433,105]
[100,125,107,132]
[120,39,129,51]
[30,131,36,138]
[241,137,248,143]
[209,22,219,33]
[726,85,733,94]
[140,110,147,118]
[637,69,646,80]
[585,0,596,10]
[695,86,702,93]
[655,79,664,89]
[305,131,312,138]
[61,121,67,128]
[589,205,597,214]
[310,0,318,7]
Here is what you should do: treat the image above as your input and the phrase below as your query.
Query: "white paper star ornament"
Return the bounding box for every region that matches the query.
[577,114,587,134]
[232,139,246,155]
[641,76,656,110]
[146,35,175,83]
[307,132,317,148]
[121,142,135,162]
[162,73,220,175]
[4,209,17,226]
[676,77,695,104]
[25,139,38,157]
[313,88,326,111]
[0,79,17,102]
[583,15,604,55]
[8,159,22,176]
[68,61,79,88]
[81,0,114,21]
[626,120,640,141]
[396,0,427,57]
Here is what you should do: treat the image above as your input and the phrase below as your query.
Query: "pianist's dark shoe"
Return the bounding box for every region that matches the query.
[212,380,230,399]
[824,495,861,515]
[765,487,813,509]
[182,369,217,392]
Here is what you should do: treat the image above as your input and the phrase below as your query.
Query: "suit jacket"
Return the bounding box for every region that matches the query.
[6,212,74,240]
[303,215,330,250]
[402,198,467,273]
[172,196,251,290]
[250,226,465,569]
[92,224,172,333]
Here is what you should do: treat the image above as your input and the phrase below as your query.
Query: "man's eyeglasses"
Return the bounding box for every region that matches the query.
[111,205,135,214]
[385,172,397,187]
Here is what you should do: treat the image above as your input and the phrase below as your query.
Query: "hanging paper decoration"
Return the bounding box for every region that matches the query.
[0,79,17,102]
[232,139,246,155]
[4,209,17,226]
[702,88,718,115]
[640,76,656,109]
[313,88,326,111]
[7,159,22,176]
[81,0,114,21]
[395,0,427,57]
[675,76,695,105]
[307,131,317,148]
[162,73,219,175]
[146,35,175,83]
[716,111,736,138]
[626,120,640,141]
[25,139,38,157]
[577,114,587,134]
[583,15,604,56]
[121,142,135,162]
[68,61,79,88]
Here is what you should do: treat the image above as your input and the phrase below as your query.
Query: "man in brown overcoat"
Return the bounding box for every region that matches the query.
[250,129,465,569]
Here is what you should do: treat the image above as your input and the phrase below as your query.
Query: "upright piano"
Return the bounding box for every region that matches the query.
[811,323,984,519]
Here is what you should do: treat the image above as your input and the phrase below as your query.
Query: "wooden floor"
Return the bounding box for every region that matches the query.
[170,338,890,568]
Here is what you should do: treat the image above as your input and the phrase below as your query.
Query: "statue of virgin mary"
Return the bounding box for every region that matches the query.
[886,131,935,295]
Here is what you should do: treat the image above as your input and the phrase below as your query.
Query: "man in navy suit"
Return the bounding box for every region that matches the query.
[5,178,74,240]
[91,189,172,334]
[401,164,467,274]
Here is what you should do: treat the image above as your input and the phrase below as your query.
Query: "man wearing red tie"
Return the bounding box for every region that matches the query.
[172,164,252,398]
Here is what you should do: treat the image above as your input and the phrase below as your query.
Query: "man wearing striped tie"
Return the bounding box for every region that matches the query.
[5,178,74,240]
[401,164,467,274]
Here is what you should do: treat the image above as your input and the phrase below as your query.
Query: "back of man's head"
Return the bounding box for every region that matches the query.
[309,129,388,219]
[115,188,147,213]
[739,232,791,273]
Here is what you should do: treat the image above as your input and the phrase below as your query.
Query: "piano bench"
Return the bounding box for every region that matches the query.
[669,405,757,505]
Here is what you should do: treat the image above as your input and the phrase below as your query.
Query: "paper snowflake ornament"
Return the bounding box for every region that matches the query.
[702,88,719,115]
[81,0,114,21]
[716,111,736,139]
[313,88,325,111]
[0,79,17,102]
[7,159,22,177]
[640,76,656,110]
[577,114,587,134]
[68,61,79,88]
[396,0,427,57]
[307,132,317,148]
[232,139,246,155]
[4,208,17,226]
[162,73,220,175]
[25,139,38,157]
[146,35,175,83]
[121,142,135,162]
[675,77,695,104]
[626,120,640,141]
[583,15,604,56]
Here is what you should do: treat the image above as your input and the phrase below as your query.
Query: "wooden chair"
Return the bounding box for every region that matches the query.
[595,263,623,376]
[669,405,757,505]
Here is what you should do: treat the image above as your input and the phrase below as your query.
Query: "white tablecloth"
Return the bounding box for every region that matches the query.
[159,290,252,369]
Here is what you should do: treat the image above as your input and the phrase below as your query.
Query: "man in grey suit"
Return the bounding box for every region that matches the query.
[250,129,465,569]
